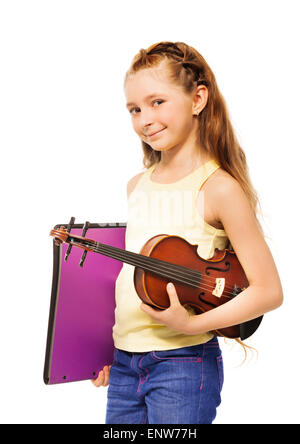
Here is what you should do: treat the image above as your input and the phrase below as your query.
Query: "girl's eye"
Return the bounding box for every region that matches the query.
[129,107,139,115]
[129,99,164,115]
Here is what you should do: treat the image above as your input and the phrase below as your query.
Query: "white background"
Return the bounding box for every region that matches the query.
[1,0,299,424]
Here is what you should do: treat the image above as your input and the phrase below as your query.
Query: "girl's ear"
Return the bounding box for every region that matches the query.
[192,85,208,115]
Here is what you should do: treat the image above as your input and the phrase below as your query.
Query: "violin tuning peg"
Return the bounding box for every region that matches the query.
[64,244,72,261]
[78,221,90,267]
[64,216,76,261]
[81,221,90,236]
[67,217,75,233]
[79,250,88,267]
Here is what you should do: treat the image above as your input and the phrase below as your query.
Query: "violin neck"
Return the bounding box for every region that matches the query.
[94,241,152,269]
[94,242,176,279]
[70,237,201,288]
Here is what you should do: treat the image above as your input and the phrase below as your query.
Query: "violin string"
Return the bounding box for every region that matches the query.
[78,240,236,298]
[77,239,237,297]
[81,240,202,278]
[91,240,238,294]
[102,248,236,299]
[88,243,200,287]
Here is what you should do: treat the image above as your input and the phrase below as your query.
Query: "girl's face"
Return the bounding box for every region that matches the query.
[125,63,202,153]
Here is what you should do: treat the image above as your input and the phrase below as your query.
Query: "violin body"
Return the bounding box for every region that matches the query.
[134,234,262,339]
[50,226,263,340]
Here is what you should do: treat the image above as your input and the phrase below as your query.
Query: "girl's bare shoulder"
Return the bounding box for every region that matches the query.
[127,171,145,198]
[203,167,241,200]
[199,167,243,229]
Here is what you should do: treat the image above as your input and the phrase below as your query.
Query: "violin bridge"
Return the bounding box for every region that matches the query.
[212,278,225,298]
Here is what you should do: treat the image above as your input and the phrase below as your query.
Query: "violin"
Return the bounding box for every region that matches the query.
[50,226,263,340]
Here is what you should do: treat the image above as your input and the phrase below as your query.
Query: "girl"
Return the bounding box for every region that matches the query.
[92,41,283,424]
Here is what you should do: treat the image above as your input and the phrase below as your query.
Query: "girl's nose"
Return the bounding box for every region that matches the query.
[139,108,156,128]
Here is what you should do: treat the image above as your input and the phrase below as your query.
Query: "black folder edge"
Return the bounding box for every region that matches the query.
[43,222,127,385]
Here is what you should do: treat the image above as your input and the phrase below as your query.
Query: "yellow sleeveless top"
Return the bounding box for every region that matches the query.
[113,159,229,352]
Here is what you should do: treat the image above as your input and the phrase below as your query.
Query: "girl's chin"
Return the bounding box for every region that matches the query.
[149,145,170,152]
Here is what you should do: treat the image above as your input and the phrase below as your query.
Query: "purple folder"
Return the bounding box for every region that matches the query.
[43,222,126,384]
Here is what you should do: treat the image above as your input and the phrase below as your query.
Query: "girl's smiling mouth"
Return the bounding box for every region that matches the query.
[147,128,166,138]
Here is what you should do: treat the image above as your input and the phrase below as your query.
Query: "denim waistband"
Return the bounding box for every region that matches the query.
[116,335,220,358]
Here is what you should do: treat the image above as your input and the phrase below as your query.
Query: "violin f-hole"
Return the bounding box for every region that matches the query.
[198,291,215,309]
[205,261,231,275]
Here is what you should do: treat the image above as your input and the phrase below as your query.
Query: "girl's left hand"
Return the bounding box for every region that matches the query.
[140,282,194,335]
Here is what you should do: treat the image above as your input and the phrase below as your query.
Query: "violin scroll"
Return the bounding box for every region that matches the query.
[50,226,69,246]
[49,226,95,252]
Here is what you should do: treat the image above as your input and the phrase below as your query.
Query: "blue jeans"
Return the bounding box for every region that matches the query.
[105,336,224,424]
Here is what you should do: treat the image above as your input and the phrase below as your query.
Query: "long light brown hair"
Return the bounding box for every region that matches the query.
[124,41,262,359]
[124,41,263,234]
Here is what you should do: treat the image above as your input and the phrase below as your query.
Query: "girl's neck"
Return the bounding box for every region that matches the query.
[158,145,211,173]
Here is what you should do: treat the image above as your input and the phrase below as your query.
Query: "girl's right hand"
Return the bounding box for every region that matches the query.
[90,365,111,387]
